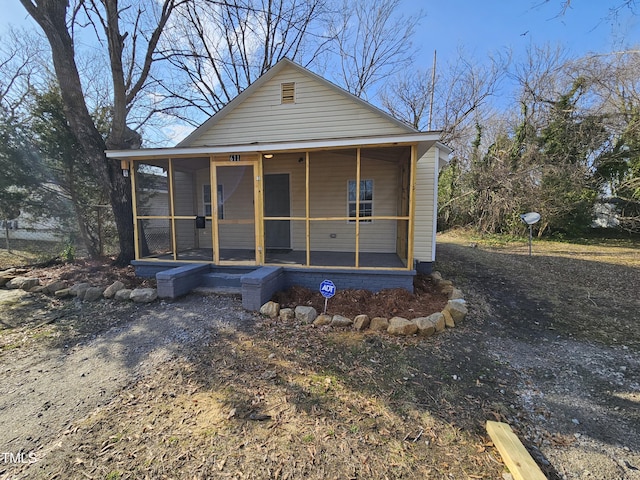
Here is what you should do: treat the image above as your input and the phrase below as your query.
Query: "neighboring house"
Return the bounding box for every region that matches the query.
[1,211,67,244]
[107,58,450,309]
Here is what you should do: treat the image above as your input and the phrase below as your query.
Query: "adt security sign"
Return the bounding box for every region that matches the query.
[319,280,336,298]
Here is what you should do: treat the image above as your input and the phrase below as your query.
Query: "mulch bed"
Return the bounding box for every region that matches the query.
[25,258,155,289]
[272,274,448,319]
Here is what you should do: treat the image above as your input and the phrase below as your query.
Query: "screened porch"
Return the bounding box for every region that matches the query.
[129,145,416,270]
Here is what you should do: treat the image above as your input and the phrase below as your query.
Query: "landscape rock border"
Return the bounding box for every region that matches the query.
[1,267,467,326]
[260,271,467,338]
[0,268,158,304]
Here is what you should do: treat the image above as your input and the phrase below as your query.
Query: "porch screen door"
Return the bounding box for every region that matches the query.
[214,163,257,264]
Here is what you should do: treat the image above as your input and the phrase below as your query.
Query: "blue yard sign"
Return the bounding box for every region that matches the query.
[319,280,336,298]
[319,280,336,314]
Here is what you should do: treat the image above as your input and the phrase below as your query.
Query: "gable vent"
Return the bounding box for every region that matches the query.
[281,82,295,104]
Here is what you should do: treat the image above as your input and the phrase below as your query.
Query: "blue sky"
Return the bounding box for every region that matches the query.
[4,1,638,65]
[3,1,638,143]
[408,0,638,67]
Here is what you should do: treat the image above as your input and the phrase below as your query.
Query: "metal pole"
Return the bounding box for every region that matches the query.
[529,224,532,256]
[428,50,437,131]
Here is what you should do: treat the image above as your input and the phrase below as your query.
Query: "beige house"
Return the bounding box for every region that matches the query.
[107,58,449,305]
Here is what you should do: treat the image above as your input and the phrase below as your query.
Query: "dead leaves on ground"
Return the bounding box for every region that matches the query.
[14,314,506,479]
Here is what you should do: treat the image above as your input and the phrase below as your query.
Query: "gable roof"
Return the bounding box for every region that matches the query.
[178,58,418,147]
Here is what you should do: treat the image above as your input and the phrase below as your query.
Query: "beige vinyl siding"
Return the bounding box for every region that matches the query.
[189,65,409,146]
[413,146,437,262]
[263,152,398,253]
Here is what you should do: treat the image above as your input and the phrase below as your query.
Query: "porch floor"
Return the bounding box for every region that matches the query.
[145,249,406,268]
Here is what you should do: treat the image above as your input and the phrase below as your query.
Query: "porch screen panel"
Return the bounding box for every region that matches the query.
[175,219,212,261]
[172,162,211,215]
[137,218,172,259]
[173,161,212,259]
[265,220,305,265]
[359,147,411,268]
[216,165,256,262]
[307,150,356,266]
[262,154,306,265]
[308,150,356,218]
[394,219,409,267]
[172,169,194,216]
[135,160,170,216]
[309,220,356,266]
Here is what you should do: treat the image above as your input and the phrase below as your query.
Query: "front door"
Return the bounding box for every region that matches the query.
[264,173,291,250]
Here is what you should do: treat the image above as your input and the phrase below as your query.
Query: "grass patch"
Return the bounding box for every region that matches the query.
[0,248,41,270]
[437,230,640,346]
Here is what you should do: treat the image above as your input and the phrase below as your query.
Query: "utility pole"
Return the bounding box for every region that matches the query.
[428,50,437,131]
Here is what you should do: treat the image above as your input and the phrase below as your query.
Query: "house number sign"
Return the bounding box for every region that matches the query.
[229,154,241,162]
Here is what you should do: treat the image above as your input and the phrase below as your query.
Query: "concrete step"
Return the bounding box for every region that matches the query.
[192,286,241,296]
[200,272,244,288]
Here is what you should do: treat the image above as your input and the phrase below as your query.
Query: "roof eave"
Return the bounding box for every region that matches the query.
[106,132,442,160]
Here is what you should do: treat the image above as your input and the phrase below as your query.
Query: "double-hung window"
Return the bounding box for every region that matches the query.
[348,179,373,222]
[203,184,224,219]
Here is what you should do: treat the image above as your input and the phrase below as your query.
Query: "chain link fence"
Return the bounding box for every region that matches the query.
[0,213,119,266]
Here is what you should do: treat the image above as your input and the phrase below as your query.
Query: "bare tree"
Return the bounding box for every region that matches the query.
[552,0,638,17]
[380,69,432,130]
[331,0,421,99]
[19,0,185,264]
[0,29,48,115]
[154,0,334,121]
[380,49,505,153]
[509,44,571,126]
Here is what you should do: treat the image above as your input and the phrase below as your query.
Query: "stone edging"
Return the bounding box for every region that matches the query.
[258,271,468,337]
[0,269,158,304]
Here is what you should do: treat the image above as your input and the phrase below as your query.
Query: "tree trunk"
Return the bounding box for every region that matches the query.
[108,160,135,265]
[19,0,135,265]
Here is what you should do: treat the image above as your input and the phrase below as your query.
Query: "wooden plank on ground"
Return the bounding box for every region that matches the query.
[486,420,547,480]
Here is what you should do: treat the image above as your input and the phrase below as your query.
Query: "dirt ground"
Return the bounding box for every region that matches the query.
[0,233,639,479]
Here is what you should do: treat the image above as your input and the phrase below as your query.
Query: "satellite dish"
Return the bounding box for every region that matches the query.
[520,212,541,256]
[520,212,541,225]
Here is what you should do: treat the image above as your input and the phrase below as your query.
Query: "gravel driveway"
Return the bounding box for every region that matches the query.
[437,240,640,480]
[0,293,256,478]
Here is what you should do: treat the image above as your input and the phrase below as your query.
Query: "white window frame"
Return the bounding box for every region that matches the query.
[347,179,373,223]
[204,184,224,219]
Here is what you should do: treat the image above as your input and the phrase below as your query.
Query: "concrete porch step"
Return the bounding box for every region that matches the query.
[192,286,241,296]
[200,272,244,288]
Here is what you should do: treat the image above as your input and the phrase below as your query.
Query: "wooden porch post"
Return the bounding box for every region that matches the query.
[407,145,417,270]
[130,159,140,260]
[305,151,311,266]
[256,156,264,265]
[209,156,219,263]
[168,158,178,261]
[355,148,361,268]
